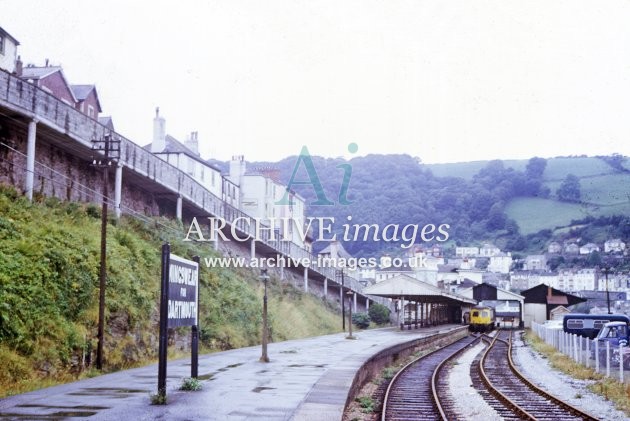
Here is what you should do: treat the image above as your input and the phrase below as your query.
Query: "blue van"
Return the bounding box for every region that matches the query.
[562,314,630,339]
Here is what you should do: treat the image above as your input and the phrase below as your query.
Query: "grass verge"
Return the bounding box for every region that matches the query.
[524,330,630,416]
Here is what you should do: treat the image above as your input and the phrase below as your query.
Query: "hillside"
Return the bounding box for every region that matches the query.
[247,153,630,254]
[0,186,342,397]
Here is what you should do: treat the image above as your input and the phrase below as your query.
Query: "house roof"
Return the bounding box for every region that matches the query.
[438,264,459,273]
[98,116,114,129]
[547,295,568,305]
[459,282,524,302]
[21,66,78,102]
[363,274,476,305]
[144,135,222,172]
[71,84,102,112]
[0,26,19,45]
[318,241,353,260]
[520,284,586,306]
[21,66,62,80]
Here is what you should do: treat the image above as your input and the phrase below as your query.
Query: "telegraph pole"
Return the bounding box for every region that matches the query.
[91,133,120,370]
[603,267,612,315]
[340,270,345,331]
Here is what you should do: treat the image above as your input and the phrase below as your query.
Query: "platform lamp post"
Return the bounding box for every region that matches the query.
[603,266,612,314]
[260,268,270,362]
[346,290,354,339]
[340,269,346,331]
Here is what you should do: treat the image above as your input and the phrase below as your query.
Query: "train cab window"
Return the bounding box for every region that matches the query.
[567,320,583,329]
[472,311,479,317]
[482,311,489,318]
[593,320,607,329]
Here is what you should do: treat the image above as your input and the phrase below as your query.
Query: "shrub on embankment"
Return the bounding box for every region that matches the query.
[0,185,341,397]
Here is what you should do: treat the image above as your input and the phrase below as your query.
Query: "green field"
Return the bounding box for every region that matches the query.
[424,156,624,181]
[541,157,614,181]
[505,198,600,234]
[424,159,527,179]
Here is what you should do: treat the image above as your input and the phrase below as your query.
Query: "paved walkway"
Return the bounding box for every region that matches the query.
[0,325,462,420]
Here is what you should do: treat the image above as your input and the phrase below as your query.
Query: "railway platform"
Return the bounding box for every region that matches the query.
[0,325,462,421]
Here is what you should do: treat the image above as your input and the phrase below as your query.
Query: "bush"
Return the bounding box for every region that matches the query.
[352,312,370,329]
[179,377,202,391]
[368,303,391,325]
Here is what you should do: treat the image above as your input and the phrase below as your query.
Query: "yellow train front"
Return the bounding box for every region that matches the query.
[468,306,496,332]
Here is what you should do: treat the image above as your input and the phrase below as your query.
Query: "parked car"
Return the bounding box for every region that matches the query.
[595,321,629,347]
[593,321,630,369]
[563,313,630,339]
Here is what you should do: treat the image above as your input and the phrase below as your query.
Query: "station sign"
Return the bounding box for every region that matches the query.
[167,254,199,327]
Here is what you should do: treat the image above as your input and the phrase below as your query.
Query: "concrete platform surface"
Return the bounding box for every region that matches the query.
[0,325,460,421]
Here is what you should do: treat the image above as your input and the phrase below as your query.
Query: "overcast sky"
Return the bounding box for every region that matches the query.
[3,0,630,163]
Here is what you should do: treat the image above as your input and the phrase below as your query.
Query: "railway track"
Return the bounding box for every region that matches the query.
[381,335,479,420]
[478,330,598,421]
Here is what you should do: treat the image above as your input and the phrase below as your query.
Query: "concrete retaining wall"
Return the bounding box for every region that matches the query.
[344,325,470,411]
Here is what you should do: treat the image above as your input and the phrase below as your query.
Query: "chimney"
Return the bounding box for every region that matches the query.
[45,58,49,67]
[185,131,199,155]
[229,155,246,187]
[547,285,552,298]
[14,56,23,77]
[151,107,166,153]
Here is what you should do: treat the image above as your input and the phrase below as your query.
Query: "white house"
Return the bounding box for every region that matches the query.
[523,254,547,271]
[547,241,562,254]
[579,243,600,255]
[510,271,558,292]
[455,246,478,257]
[228,155,309,248]
[0,26,19,73]
[479,243,501,257]
[564,243,580,254]
[488,252,512,274]
[556,269,597,292]
[146,109,224,200]
[604,239,626,254]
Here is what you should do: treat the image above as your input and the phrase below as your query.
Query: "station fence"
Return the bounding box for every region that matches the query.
[532,322,630,384]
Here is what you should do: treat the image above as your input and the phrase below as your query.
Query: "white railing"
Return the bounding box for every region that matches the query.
[532,322,629,383]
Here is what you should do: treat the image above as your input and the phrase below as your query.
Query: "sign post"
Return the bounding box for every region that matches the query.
[157,243,200,402]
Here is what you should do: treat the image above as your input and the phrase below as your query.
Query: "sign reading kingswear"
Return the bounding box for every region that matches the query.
[157,244,200,401]
[167,254,199,327]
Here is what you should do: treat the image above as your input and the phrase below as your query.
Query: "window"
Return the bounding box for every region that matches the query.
[87,105,95,118]
[0,35,4,55]
[567,319,583,329]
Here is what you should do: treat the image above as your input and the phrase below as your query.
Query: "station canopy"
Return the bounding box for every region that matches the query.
[363,274,477,305]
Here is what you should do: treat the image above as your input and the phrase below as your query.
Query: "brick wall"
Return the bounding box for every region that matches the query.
[0,118,159,215]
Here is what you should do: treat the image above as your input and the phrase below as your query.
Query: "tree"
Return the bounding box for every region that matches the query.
[556,174,581,202]
[352,313,371,329]
[368,303,391,325]
[486,203,507,230]
[526,157,547,179]
[586,251,602,267]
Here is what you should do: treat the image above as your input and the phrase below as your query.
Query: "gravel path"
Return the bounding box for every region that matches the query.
[512,331,627,421]
[447,342,502,420]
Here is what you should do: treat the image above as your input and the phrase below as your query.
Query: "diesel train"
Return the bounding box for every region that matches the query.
[468,306,496,332]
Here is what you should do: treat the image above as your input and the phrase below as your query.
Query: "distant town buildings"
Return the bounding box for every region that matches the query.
[604,238,626,253]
